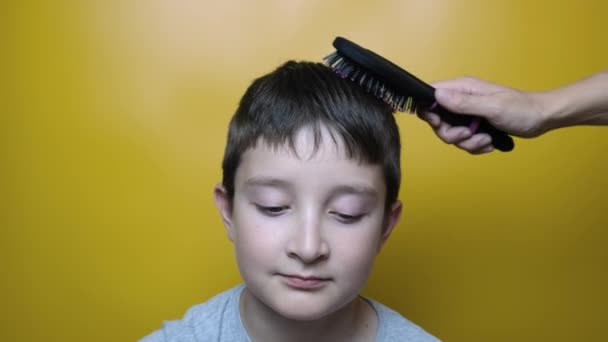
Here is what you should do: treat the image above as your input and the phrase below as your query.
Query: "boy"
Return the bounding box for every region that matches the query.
[141,61,440,341]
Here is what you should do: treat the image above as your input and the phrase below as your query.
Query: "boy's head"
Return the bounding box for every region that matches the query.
[214,61,403,321]
[221,61,401,211]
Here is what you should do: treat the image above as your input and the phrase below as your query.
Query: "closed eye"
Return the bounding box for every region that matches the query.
[330,211,365,224]
[256,205,289,217]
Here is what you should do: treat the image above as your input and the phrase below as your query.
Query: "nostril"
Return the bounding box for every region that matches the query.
[285,222,330,263]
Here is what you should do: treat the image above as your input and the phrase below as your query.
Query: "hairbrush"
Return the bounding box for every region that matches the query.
[323,36,514,152]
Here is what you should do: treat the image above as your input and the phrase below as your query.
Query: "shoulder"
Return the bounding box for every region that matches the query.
[139,284,247,342]
[367,298,441,342]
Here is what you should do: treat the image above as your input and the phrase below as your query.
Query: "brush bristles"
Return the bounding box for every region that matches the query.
[323,52,418,113]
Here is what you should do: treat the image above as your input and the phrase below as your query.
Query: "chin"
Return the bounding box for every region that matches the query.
[268,292,351,322]
[272,302,334,321]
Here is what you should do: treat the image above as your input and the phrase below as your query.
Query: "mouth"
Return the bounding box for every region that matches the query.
[278,274,331,290]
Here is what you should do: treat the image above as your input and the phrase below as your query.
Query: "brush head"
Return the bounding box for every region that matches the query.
[324,37,435,113]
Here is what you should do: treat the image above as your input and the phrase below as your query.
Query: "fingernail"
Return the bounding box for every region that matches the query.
[422,112,439,127]
[429,113,440,126]
[459,129,472,139]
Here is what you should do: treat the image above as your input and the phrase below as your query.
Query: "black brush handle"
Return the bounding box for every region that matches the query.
[431,103,514,151]
[332,37,514,151]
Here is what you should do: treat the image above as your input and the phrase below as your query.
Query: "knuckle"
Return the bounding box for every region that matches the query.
[444,135,460,144]
[456,140,474,151]
[437,133,451,144]
[436,131,452,144]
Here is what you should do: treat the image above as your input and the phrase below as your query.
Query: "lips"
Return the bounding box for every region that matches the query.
[279,274,331,290]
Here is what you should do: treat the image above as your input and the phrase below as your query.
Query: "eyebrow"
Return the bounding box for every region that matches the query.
[244,177,293,190]
[243,177,378,199]
[330,184,378,200]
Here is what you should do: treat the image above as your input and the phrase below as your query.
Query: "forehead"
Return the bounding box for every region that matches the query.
[234,127,386,195]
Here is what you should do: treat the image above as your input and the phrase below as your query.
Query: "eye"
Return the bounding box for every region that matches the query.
[256,205,289,217]
[331,211,365,224]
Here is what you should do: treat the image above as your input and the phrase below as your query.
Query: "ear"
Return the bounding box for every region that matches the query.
[213,183,235,242]
[377,200,402,252]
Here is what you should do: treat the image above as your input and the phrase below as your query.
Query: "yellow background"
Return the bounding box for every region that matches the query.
[2,1,607,341]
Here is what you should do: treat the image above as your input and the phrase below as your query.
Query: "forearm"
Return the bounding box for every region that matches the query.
[539,71,608,131]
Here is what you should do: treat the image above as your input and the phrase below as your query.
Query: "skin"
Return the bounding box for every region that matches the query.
[213,125,402,342]
[419,71,608,154]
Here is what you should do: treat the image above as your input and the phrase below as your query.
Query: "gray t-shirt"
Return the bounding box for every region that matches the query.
[140,285,440,342]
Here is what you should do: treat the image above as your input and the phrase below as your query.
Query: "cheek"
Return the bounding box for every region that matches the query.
[331,228,382,278]
[231,208,285,268]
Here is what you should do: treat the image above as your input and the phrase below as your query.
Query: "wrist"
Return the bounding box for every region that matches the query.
[537,71,608,130]
[534,89,568,133]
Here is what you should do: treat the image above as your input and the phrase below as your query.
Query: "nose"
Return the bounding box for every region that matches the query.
[286,215,330,264]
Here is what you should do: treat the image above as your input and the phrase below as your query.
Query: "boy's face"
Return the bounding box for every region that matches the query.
[214,126,402,321]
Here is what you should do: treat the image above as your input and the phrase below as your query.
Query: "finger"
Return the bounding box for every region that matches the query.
[417,111,441,128]
[431,77,505,95]
[468,144,494,155]
[456,133,492,152]
[435,122,472,144]
[434,88,499,118]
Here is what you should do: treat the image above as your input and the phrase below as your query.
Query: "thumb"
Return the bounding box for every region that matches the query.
[435,88,494,119]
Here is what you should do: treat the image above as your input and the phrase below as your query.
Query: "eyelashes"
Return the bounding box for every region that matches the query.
[255,205,289,217]
[254,204,366,224]
[331,212,365,224]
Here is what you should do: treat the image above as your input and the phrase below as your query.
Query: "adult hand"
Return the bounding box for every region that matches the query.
[419,71,608,154]
[419,77,548,154]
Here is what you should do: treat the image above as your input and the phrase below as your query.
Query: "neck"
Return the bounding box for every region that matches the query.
[239,287,376,342]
